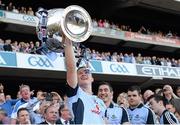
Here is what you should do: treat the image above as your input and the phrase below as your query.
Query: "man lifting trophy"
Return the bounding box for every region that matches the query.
[36,5,107,124]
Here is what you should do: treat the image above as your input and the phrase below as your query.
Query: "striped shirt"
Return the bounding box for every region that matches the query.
[160,109,179,124]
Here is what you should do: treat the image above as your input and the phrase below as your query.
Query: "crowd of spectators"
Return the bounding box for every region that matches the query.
[116,85,180,123]
[92,18,180,40]
[0,82,180,124]
[0,84,70,124]
[0,38,180,67]
[0,1,179,40]
[0,1,180,68]
[0,0,34,16]
[0,39,41,54]
[1,2,180,124]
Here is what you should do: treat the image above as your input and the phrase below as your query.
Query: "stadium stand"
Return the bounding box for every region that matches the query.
[0,0,179,94]
[0,0,180,123]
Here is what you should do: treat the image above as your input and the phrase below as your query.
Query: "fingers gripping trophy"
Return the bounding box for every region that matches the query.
[36,5,93,55]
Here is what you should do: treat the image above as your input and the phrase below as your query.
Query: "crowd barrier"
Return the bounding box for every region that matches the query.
[0,51,180,79]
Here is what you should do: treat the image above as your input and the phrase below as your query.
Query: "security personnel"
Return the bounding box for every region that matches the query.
[98,82,129,124]
[127,86,156,124]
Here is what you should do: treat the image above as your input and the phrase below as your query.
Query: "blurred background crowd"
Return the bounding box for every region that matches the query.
[1,38,180,67]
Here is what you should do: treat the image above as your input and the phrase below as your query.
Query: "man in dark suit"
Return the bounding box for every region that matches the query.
[56,103,74,125]
[40,105,59,125]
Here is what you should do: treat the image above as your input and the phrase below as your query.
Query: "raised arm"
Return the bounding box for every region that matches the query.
[63,37,78,88]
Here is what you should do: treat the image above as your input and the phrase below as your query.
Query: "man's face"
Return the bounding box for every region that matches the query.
[60,105,72,120]
[0,93,5,102]
[149,98,160,114]
[39,101,51,114]
[20,86,31,100]
[176,89,180,97]
[18,110,30,124]
[77,68,94,86]
[163,89,172,98]
[0,112,5,120]
[117,94,127,106]
[45,106,58,123]
[163,85,173,99]
[5,95,11,100]
[52,96,61,104]
[98,85,112,103]
[37,91,45,100]
[166,104,176,114]
[127,90,141,107]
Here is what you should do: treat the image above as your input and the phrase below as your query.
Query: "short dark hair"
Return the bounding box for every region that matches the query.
[176,86,180,91]
[77,66,91,74]
[59,103,65,116]
[128,86,141,95]
[77,66,87,72]
[148,94,166,106]
[170,99,180,115]
[98,81,113,92]
[17,108,29,117]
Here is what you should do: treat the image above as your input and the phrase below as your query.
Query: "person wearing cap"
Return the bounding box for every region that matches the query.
[63,37,106,124]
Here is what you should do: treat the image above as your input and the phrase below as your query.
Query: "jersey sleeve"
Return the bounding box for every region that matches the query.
[163,111,179,124]
[146,108,156,124]
[66,83,78,97]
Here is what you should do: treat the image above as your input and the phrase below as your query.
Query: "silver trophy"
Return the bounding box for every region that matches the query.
[36,5,92,53]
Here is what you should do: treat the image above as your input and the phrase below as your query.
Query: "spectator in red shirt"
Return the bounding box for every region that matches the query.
[98,19,104,27]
